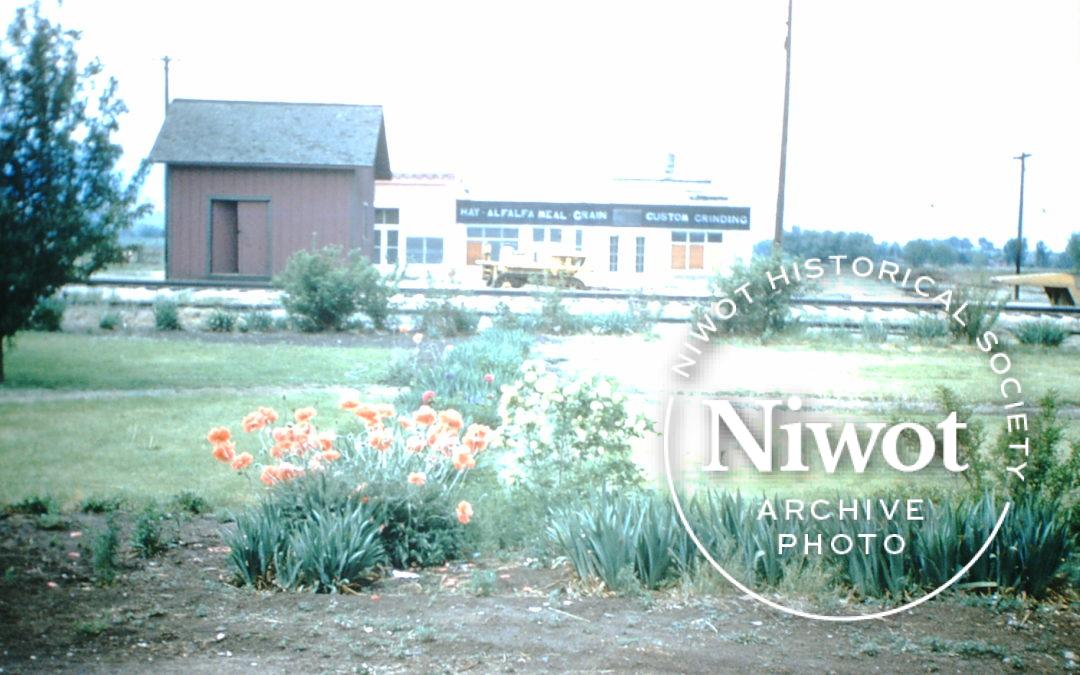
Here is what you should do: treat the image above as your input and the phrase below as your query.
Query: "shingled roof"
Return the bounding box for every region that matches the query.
[149,99,391,178]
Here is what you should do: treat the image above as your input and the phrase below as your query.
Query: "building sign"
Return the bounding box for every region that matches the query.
[456,200,750,230]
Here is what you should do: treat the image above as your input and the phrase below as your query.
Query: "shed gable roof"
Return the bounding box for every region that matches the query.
[149,99,390,178]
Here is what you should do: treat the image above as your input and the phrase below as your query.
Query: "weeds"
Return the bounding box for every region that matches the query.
[1012,320,1068,347]
[131,506,166,558]
[154,299,181,331]
[91,516,121,585]
[204,309,236,333]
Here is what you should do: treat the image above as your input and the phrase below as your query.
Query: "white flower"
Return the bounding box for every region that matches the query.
[590,401,604,412]
[523,371,538,384]
[412,332,424,345]
[595,379,612,399]
[535,374,557,395]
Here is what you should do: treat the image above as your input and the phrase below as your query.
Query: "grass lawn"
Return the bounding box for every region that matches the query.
[0,332,397,507]
[0,390,381,508]
[2,332,391,390]
[707,337,1080,405]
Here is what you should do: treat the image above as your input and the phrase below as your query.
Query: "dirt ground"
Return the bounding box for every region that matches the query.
[1,512,1077,674]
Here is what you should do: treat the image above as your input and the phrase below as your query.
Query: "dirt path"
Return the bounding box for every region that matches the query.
[0,513,1076,673]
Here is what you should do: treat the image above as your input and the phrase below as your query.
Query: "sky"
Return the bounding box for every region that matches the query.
[14,0,1080,249]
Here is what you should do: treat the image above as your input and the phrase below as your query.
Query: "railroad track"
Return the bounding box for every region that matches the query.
[80,277,1080,316]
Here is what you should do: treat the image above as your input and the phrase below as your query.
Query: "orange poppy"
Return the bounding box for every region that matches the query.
[259,466,277,485]
[413,405,436,427]
[320,449,341,462]
[206,427,231,445]
[258,407,279,424]
[439,409,463,432]
[231,452,254,470]
[456,500,473,525]
[452,448,476,471]
[407,472,427,486]
[369,427,394,452]
[212,441,236,463]
[294,407,317,424]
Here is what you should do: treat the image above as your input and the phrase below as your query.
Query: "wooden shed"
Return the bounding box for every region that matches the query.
[149,99,391,280]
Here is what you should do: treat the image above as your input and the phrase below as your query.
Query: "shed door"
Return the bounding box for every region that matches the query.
[210,200,239,274]
[237,202,270,276]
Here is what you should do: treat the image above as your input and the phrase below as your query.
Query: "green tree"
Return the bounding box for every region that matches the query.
[1066,233,1080,272]
[0,5,147,381]
[1003,237,1028,270]
[1033,241,1050,268]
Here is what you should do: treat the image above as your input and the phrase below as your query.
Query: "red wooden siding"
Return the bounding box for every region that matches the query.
[166,166,368,279]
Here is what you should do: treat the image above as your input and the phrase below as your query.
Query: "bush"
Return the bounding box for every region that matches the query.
[171,490,211,515]
[79,495,124,514]
[499,360,651,495]
[947,284,1002,344]
[98,312,121,331]
[240,310,274,333]
[908,314,948,340]
[417,298,480,337]
[27,296,65,331]
[705,254,811,338]
[860,319,889,343]
[1012,320,1067,347]
[204,309,236,333]
[154,299,181,330]
[275,246,396,331]
[208,398,489,585]
[91,516,121,585]
[389,329,532,427]
[5,495,56,515]
[131,506,166,558]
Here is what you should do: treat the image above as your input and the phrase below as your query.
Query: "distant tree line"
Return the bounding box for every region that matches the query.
[755,228,1080,271]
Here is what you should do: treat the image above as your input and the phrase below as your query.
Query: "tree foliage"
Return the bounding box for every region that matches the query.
[0,5,147,380]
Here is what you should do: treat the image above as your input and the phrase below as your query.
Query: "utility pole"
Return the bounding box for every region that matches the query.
[1013,152,1030,300]
[773,0,794,253]
[162,56,171,115]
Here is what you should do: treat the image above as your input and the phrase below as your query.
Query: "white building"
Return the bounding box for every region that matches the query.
[373,173,754,290]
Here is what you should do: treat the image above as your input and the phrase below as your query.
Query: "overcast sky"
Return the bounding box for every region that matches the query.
[23,0,1080,249]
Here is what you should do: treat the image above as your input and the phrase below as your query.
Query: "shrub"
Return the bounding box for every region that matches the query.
[154,299,181,330]
[204,309,236,333]
[499,360,651,495]
[947,284,1002,344]
[987,391,1080,532]
[1012,320,1067,347]
[91,516,121,585]
[171,490,211,515]
[240,310,274,333]
[860,319,889,343]
[5,495,56,515]
[98,312,121,331]
[706,254,811,338]
[79,495,124,514]
[389,329,532,427]
[208,398,489,584]
[27,296,65,331]
[908,314,948,340]
[275,246,396,331]
[131,506,166,558]
[417,298,480,337]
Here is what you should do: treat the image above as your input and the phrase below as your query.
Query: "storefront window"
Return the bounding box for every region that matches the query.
[406,237,444,264]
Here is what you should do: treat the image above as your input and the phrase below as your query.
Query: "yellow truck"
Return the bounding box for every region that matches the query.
[476,245,588,290]
[992,272,1079,306]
